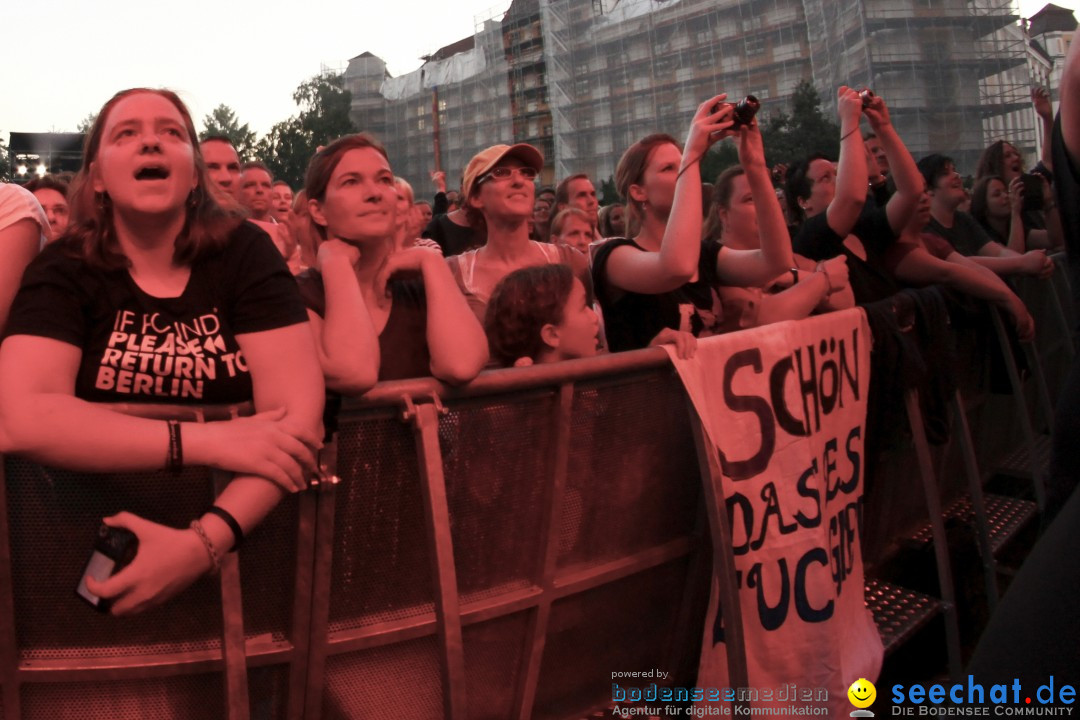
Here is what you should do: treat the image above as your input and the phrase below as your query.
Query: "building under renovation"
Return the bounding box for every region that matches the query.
[345,0,1058,190]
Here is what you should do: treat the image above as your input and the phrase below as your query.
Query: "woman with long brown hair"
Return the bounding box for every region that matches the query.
[976,137,1063,250]
[702,165,851,332]
[297,133,487,390]
[0,88,324,615]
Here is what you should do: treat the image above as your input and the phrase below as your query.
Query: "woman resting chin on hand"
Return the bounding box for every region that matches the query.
[296,133,488,390]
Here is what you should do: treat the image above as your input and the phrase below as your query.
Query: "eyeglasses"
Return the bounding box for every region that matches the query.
[479,166,539,184]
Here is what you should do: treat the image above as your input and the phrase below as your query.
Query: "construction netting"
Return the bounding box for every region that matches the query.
[345,0,1036,188]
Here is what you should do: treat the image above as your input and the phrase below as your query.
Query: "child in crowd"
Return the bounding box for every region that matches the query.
[485,264,599,367]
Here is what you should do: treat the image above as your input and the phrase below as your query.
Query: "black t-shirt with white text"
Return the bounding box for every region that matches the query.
[5,222,308,405]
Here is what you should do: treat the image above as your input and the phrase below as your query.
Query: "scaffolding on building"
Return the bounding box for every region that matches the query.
[972,0,1038,162]
[345,0,1041,190]
[541,0,816,182]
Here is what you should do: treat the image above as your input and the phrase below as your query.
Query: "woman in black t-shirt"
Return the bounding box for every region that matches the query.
[0,89,324,615]
[970,175,1028,252]
[975,137,1063,251]
[297,133,488,389]
[592,95,794,353]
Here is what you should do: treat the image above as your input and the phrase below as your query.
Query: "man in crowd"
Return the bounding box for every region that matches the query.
[864,133,889,180]
[24,175,70,239]
[918,154,1052,278]
[240,162,275,222]
[864,132,892,206]
[200,136,242,198]
[415,200,433,228]
[554,173,599,218]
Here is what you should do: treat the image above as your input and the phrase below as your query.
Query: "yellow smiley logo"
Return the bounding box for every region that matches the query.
[848,678,876,708]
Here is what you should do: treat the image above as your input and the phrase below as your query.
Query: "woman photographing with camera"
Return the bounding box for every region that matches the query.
[591,93,794,353]
[0,88,324,615]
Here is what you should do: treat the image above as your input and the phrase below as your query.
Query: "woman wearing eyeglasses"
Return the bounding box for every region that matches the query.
[446,144,591,322]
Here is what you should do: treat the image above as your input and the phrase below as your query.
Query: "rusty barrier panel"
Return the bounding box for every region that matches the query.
[0,406,311,720]
[0,285,1071,719]
[0,460,231,719]
[307,352,719,720]
[0,349,771,719]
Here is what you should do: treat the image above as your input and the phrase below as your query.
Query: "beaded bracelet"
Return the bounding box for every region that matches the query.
[190,519,221,575]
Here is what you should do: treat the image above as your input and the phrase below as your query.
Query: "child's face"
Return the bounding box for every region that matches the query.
[554,216,596,254]
[552,279,600,360]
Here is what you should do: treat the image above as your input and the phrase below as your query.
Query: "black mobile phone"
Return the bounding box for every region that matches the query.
[76,524,138,612]
[1021,173,1043,213]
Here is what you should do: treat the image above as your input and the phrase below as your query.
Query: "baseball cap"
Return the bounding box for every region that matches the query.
[462,143,544,202]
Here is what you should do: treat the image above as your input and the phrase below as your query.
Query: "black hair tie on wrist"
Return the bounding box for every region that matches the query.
[205,506,244,551]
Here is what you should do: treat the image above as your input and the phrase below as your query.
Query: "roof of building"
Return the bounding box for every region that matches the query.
[1031,37,1053,62]
[1029,3,1078,37]
[422,36,475,63]
[504,0,541,21]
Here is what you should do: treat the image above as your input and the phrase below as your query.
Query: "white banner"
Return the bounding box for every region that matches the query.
[665,308,881,716]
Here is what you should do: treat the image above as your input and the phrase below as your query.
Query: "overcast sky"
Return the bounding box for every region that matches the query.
[1,0,1074,139]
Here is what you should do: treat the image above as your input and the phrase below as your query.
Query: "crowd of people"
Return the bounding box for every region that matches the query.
[0,69,1074,624]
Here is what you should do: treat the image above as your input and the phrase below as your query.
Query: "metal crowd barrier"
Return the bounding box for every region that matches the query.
[0,272,1069,719]
[0,349,744,720]
[0,402,314,720]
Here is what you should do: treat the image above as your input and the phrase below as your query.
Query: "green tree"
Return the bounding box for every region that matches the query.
[293,72,355,142]
[200,104,258,161]
[256,71,356,189]
[0,134,10,181]
[257,117,311,192]
[76,112,97,134]
[700,139,740,185]
[759,80,840,166]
